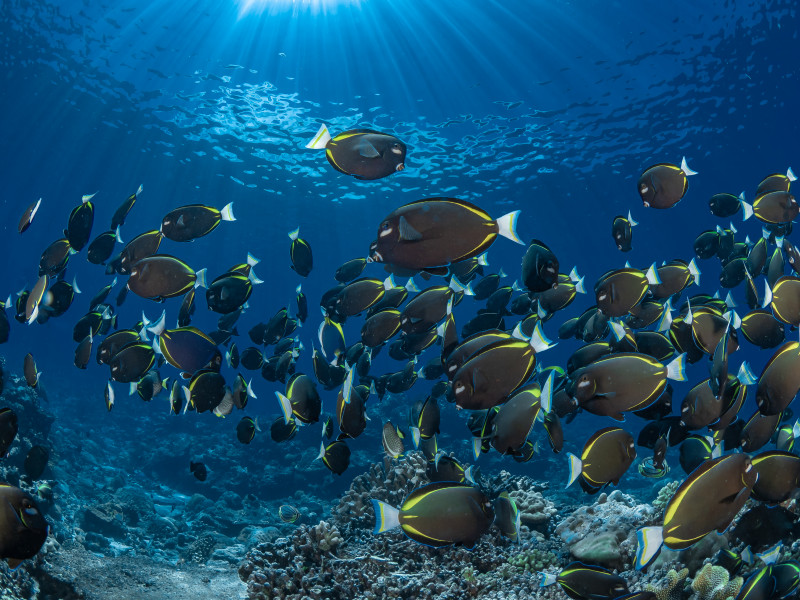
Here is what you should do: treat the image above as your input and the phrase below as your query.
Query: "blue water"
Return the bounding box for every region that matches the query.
[1,0,799,566]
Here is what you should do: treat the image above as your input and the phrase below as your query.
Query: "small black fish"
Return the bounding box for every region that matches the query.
[0,484,49,568]
[236,416,260,444]
[638,158,696,209]
[189,461,207,481]
[24,445,49,480]
[87,228,121,265]
[65,195,95,251]
[161,203,235,242]
[288,227,313,277]
[611,212,637,252]
[18,198,42,234]
[317,438,350,475]
[111,184,142,230]
[335,258,368,283]
[0,408,18,457]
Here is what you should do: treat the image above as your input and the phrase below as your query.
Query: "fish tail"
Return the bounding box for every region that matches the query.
[645,263,661,285]
[247,380,257,399]
[305,124,331,150]
[471,437,482,461]
[634,526,664,570]
[573,276,586,294]
[477,252,489,266]
[738,193,753,220]
[405,277,419,292]
[737,361,758,385]
[383,275,396,290]
[194,268,207,289]
[248,266,264,285]
[688,258,701,285]
[410,427,421,449]
[666,353,687,382]
[762,280,773,309]
[530,321,556,353]
[566,453,581,488]
[220,202,236,222]
[538,572,557,587]
[276,391,293,424]
[371,499,400,534]
[627,210,638,227]
[495,210,523,244]
[115,225,123,244]
[680,156,698,177]
[540,372,554,414]
[288,226,300,241]
[788,167,797,182]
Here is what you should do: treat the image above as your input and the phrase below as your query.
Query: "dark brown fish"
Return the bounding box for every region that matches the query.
[306,125,406,180]
[637,158,695,209]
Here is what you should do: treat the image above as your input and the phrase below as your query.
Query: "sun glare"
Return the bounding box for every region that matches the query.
[237,0,362,15]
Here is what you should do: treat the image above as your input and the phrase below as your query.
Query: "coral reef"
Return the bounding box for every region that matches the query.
[507,548,559,573]
[653,480,681,514]
[555,489,656,569]
[690,563,742,600]
[646,567,690,600]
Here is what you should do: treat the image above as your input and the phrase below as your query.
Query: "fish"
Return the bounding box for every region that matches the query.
[318,317,346,363]
[322,416,333,439]
[38,238,71,278]
[109,343,155,383]
[382,422,405,458]
[490,384,541,455]
[539,561,629,599]
[270,415,298,443]
[118,230,164,274]
[637,157,697,209]
[595,266,659,317]
[331,277,394,318]
[566,427,636,494]
[25,274,48,324]
[372,482,494,548]
[185,370,227,413]
[409,396,440,447]
[751,450,800,504]
[18,198,42,234]
[23,353,40,388]
[568,353,686,421]
[151,324,220,374]
[768,276,800,326]
[105,380,115,411]
[295,285,308,323]
[0,408,18,457]
[752,190,798,224]
[231,374,256,410]
[276,373,321,425]
[65,195,95,251]
[236,416,260,444]
[709,192,753,219]
[739,409,781,452]
[189,461,207,481]
[24,445,48,479]
[755,342,800,416]
[110,184,142,230]
[134,370,168,402]
[306,125,406,180]
[756,169,796,197]
[74,334,93,369]
[493,492,521,542]
[86,228,122,265]
[206,272,253,315]
[335,258,368,282]
[368,198,522,270]
[96,329,140,365]
[316,438,350,475]
[288,227,313,277]
[178,288,196,327]
[161,203,235,242]
[521,240,560,292]
[740,309,785,349]
[278,505,300,524]
[239,347,264,370]
[0,484,49,568]
[635,453,757,569]
[127,255,206,300]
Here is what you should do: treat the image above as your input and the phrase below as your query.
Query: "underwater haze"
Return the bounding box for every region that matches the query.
[1,0,800,599]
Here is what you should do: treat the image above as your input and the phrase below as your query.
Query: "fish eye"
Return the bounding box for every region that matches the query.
[380,221,391,230]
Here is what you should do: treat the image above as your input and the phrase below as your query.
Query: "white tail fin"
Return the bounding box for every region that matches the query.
[288,227,300,241]
[737,361,758,385]
[220,202,235,222]
[762,280,773,309]
[371,499,400,534]
[680,157,697,176]
[530,322,556,353]
[472,438,482,461]
[788,167,797,182]
[739,193,753,221]
[688,258,701,285]
[147,310,167,336]
[724,291,736,308]
[539,572,558,587]
[541,372,554,414]
[72,276,82,294]
[634,526,664,570]
[566,453,581,488]
[82,192,98,203]
[495,211,523,244]
[666,353,687,382]
[276,391,293,423]
[194,268,207,289]
[115,225,123,244]
[306,124,331,149]
[477,253,489,266]
[249,266,264,285]
[405,278,419,292]
[645,263,661,285]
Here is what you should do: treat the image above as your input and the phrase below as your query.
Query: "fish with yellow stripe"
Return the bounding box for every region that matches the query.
[305,124,406,180]
[635,453,757,569]
[368,198,522,271]
[371,482,494,548]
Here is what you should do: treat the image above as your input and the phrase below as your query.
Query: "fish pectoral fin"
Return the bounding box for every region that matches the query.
[398,216,423,242]
[357,140,381,158]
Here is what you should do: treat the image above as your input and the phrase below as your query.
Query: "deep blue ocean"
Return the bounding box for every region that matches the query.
[1,0,799,598]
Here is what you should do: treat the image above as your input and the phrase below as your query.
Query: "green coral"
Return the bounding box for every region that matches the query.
[461,566,477,583]
[646,567,689,600]
[691,563,743,600]
[507,548,559,573]
[653,480,681,514]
